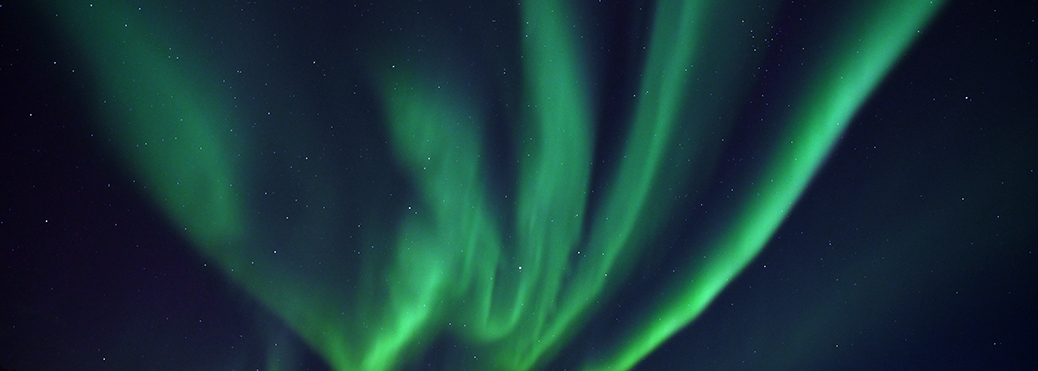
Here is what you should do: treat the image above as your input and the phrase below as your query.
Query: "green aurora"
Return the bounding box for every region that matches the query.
[40,0,946,370]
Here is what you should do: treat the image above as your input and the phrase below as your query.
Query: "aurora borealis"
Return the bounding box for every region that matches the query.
[3,1,1037,371]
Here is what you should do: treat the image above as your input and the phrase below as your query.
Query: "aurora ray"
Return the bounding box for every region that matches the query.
[37,0,946,370]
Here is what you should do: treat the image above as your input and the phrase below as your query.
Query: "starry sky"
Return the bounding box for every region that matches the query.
[2,1,1036,371]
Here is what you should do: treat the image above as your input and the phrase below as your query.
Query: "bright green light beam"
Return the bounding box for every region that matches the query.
[585,1,946,371]
[542,0,716,365]
[380,1,599,369]
[377,62,502,370]
[572,0,709,301]
[486,1,595,369]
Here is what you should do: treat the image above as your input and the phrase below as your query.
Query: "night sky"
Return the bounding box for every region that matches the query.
[2,1,1036,371]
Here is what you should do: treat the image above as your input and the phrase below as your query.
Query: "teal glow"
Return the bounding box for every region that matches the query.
[41,0,945,370]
